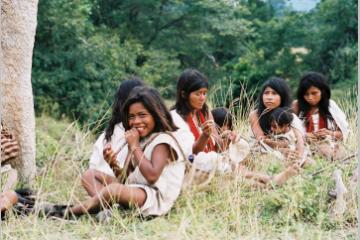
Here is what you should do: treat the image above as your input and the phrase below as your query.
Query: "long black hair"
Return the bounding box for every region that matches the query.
[296,72,331,121]
[256,77,292,134]
[122,86,178,133]
[172,69,209,119]
[105,77,144,142]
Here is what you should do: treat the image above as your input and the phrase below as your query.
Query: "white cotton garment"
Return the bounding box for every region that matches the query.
[89,123,126,176]
[170,110,195,158]
[328,100,349,140]
[126,132,186,217]
[291,113,306,136]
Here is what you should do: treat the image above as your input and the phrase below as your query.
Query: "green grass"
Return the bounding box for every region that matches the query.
[1,98,358,239]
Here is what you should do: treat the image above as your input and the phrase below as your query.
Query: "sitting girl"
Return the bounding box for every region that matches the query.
[249,77,305,161]
[82,78,144,197]
[292,72,349,160]
[171,70,250,178]
[64,87,186,218]
[172,69,220,154]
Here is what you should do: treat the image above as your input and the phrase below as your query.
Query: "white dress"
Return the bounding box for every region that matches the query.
[120,132,186,217]
[170,110,195,158]
[328,100,349,140]
[170,110,249,173]
[299,100,349,140]
[89,123,126,176]
[191,136,250,173]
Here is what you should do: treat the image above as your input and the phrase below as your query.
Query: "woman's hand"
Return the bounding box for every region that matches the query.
[314,128,333,138]
[305,132,318,142]
[201,120,214,138]
[125,128,140,150]
[221,130,237,142]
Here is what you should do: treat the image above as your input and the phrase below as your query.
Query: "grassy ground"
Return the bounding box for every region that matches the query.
[1,97,358,240]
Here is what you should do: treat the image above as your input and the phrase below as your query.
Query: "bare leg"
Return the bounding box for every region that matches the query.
[236,165,272,184]
[272,163,300,186]
[317,143,346,161]
[243,179,267,188]
[0,190,18,212]
[2,168,18,192]
[69,183,146,216]
[81,169,117,197]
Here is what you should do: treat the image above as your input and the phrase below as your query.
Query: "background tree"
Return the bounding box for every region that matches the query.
[32,0,357,126]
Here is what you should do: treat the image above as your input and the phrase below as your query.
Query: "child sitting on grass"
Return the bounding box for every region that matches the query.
[213,108,302,188]
[186,107,250,175]
[293,72,349,160]
[47,87,187,219]
[262,107,303,162]
[211,107,249,168]
[249,77,305,161]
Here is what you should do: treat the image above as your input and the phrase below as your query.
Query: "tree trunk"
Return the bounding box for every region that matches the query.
[0,0,38,183]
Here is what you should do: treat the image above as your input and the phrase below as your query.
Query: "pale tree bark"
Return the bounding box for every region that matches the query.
[0,0,38,183]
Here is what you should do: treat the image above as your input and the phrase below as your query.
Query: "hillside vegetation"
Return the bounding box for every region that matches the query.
[32,0,357,125]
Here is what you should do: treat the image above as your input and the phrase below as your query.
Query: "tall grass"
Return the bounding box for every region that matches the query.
[1,88,358,240]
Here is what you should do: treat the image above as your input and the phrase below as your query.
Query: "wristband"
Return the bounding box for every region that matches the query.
[131,146,142,152]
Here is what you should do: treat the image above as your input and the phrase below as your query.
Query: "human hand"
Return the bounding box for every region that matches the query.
[221,130,237,143]
[229,131,237,143]
[220,130,231,139]
[125,128,140,150]
[314,128,332,138]
[201,120,214,138]
[256,135,266,142]
[305,132,318,142]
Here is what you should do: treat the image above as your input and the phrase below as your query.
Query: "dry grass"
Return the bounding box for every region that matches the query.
[1,90,358,240]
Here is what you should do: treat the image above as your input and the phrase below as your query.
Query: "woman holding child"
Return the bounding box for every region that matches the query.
[245,77,306,187]
[249,77,305,160]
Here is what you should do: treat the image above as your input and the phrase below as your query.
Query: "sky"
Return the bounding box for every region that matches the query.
[288,0,321,12]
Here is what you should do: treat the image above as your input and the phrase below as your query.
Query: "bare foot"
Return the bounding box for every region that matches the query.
[244,179,267,189]
[236,165,272,184]
[250,173,272,184]
[0,190,18,212]
[272,163,300,186]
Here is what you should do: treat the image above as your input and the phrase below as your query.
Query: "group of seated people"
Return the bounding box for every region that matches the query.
[0,69,349,220]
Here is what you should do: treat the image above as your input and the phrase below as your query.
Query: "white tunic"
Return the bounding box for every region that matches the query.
[89,123,126,176]
[298,100,349,140]
[170,110,195,157]
[269,128,297,151]
[123,132,186,217]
